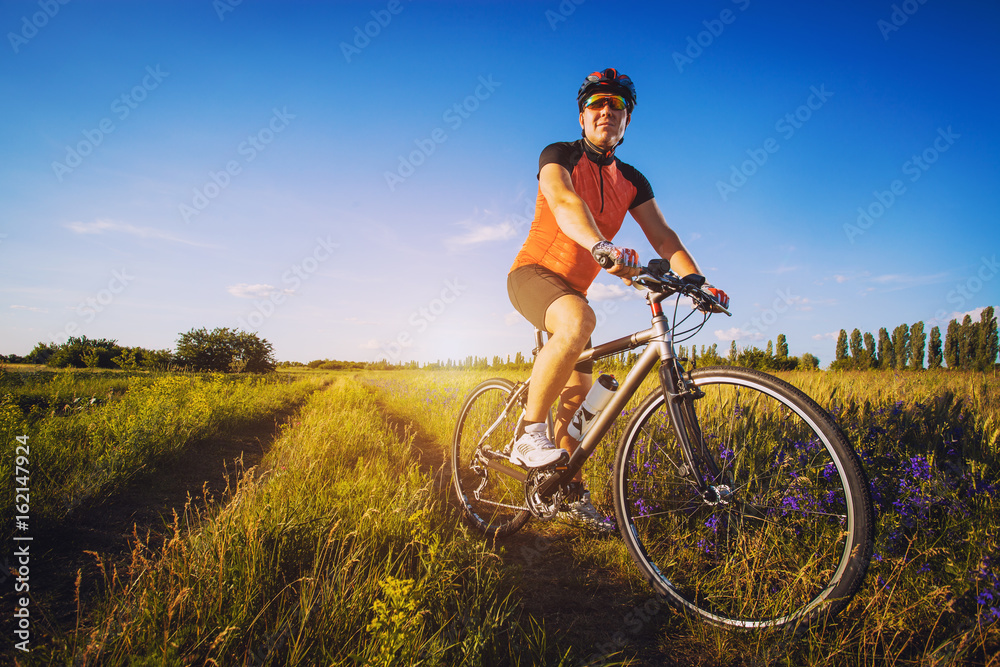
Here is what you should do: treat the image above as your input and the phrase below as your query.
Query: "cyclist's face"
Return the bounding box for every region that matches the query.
[580,95,630,149]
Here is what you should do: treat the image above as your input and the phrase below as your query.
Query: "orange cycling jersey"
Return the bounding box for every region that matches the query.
[510,139,654,294]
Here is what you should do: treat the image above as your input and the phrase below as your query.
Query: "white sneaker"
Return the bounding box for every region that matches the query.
[559,490,615,534]
[510,424,567,468]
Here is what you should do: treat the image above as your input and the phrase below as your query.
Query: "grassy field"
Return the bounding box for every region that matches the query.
[3,366,998,664]
[369,368,1000,666]
[24,375,561,665]
[0,367,327,534]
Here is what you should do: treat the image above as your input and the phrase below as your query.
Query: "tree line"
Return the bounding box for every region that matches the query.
[831,307,998,371]
[7,312,996,375]
[4,327,277,373]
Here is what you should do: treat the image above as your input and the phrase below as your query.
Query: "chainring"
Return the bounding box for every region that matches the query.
[524,466,567,519]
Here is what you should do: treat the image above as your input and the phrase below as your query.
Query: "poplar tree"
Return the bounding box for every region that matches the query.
[776,334,789,359]
[959,314,974,370]
[909,321,926,370]
[891,324,910,369]
[835,329,849,363]
[978,306,998,370]
[944,319,960,369]
[849,328,864,368]
[927,326,943,369]
[877,328,893,369]
[864,332,877,369]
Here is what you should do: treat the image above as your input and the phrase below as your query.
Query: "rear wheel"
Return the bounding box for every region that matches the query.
[451,378,531,538]
[613,366,874,629]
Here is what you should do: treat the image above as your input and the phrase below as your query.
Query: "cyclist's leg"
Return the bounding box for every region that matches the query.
[523,293,595,432]
[555,369,591,481]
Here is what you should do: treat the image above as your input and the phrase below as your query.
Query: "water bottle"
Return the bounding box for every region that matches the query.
[567,374,618,441]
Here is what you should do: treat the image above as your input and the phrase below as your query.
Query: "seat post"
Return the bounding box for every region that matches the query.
[532,328,548,357]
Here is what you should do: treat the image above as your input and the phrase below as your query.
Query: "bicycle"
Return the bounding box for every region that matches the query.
[450,259,874,630]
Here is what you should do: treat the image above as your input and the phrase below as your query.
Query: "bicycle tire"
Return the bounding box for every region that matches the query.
[451,378,531,538]
[613,366,874,629]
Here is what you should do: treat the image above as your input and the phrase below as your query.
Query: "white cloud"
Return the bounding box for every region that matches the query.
[826,271,949,292]
[714,327,763,342]
[445,219,518,251]
[227,283,292,299]
[360,337,410,352]
[505,311,524,326]
[587,281,645,302]
[812,331,841,341]
[762,264,801,275]
[929,306,987,328]
[10,304,47,313]
[65,219,203,246]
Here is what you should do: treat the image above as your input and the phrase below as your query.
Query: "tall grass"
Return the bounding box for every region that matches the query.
[0,370,325,532]
[364,368,1000,666]
[45,378,564,665]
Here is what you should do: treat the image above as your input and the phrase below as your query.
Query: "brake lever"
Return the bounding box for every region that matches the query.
[694,289,732,316]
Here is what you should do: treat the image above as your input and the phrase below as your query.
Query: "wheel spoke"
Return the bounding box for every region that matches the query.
[613,368,872,629]
[451,380,530,538]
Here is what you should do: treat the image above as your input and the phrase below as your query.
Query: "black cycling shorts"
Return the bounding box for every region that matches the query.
[507,264,594,374]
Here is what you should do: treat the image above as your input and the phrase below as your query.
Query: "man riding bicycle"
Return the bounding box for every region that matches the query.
[507,68,729,529]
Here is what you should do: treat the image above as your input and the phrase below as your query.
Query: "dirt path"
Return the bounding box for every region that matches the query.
[376,401,695,667]
[4,387,704,665]
[0,405,300,658]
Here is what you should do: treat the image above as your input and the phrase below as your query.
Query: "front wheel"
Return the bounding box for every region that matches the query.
[451,378,531,538]
[613,366,874,629]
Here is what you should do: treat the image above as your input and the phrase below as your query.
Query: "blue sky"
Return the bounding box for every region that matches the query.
[1,0,997,366]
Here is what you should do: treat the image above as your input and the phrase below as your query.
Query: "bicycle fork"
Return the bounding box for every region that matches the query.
[657,358,727,503]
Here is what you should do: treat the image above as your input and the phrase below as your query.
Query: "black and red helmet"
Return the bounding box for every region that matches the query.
[577,68,637,113]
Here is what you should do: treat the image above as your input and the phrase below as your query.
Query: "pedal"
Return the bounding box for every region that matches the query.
[541,451,570,470]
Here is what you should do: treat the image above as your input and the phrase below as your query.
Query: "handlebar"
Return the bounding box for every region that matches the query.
[593,245,730,316]
[632,259,732,317]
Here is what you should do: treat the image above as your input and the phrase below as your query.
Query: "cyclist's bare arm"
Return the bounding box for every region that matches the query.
[538,162,640,282]
[630,198,701,278]
[631,198,730,311]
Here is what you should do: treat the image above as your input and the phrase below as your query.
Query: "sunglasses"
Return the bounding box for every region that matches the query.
[583,94,627,111]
